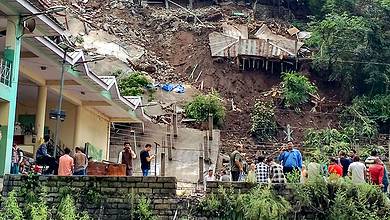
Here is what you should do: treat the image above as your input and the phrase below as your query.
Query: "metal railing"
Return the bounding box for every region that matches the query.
[0,57,12,87]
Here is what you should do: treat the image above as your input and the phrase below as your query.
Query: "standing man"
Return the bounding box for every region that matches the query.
[348,156,366,184]
[230,144,244,181]
[140,144,155,176]
[338,151,352,177]
[328,157,343,177]
[58,148,74,176]
[368,158,384,187]
[73,147,88,175]
[35,135,58,175]
[256,155,270,184]
[118,142,136,176]
[278,142,302,174]
[266,157,286,183]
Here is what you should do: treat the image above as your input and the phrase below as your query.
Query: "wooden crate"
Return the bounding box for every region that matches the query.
[87,161,107,175]
[107,164,126,176]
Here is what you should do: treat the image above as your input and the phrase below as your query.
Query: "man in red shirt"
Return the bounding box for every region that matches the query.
[328,158,343,177]
[368,158,384,187]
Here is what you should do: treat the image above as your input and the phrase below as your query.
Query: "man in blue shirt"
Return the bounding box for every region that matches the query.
[35,135,58,175]
[278,142,302,174]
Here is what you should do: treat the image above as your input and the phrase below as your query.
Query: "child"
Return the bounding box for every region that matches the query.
[246,163,257,183]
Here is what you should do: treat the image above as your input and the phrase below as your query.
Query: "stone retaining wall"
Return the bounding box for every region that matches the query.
[1,175,184,220]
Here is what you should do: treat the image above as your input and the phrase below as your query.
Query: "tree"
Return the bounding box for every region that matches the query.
[185,92,225,125]
[117,72,151,96]
[250,101,277,141]
[308,13,369,97]
[281,71,317,108]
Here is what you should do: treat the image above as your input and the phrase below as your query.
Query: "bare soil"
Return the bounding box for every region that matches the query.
[64,1,344,159]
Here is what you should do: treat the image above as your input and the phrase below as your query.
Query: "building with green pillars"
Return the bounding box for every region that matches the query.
[0,1,141,175]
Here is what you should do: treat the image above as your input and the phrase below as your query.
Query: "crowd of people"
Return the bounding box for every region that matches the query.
[11,136,156,177]
[210,141,389,192]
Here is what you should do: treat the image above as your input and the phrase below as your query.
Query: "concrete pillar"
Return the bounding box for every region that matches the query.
[203,134,209,161]
[198,143,204,183]
[167,124,172,161]
[0,16,22,175]
[208,114,213,141]
[73,106,82,147]
[34,86,47,156]
[172,105,178,138]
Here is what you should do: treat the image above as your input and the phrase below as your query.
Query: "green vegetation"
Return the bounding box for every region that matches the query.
[128,192,156,220]
[303,127,384,162]
[57,195,77,220]
[117,71,152,96]
[281,71,317,108]
[0,191,24,220]
[307,0,390,98]
[343,95,390,137]
[250,101,277,141]
[195,178,390,219]
[193,186,291,219]
[185,92,226,125]
[135,196,156,220]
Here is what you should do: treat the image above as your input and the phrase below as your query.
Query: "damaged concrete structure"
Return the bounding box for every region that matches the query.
[209,23,305,73]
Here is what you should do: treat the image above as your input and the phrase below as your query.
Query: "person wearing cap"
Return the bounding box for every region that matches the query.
[278,142,302,174]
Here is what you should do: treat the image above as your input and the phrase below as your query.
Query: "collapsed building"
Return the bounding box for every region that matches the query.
[209,23,309,73]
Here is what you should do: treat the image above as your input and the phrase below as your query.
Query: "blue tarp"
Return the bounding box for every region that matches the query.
[162,83,175,91]
[173,85,185,93]
[161,83,185,93]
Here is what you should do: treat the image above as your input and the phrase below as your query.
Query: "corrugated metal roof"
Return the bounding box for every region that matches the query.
[238,39,289,58]
[222,23,248,39]
[208,32,238,57]
[254,24,304,55]
[209,24,304,59]
[209,32,289,59]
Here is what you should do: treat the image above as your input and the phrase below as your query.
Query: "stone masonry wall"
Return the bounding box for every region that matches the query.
[1,175,185,220]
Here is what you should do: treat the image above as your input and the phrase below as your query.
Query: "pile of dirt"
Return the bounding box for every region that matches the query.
[59,0,343,160]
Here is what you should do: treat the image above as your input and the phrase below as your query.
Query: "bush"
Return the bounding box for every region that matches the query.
[0,191,24,220]
[194,186,291,219]
[57,194,90,220]
[118,72,151,96]
[250,101,277,141]
[281,71,317,108]
[185,92,225,125]
[57,195,77,220]
[136,196,155,220]
[243,186,291,220]
[342,94,390,137]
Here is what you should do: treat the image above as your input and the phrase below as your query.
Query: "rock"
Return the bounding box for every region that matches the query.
[205,12,223,22]
[102,23,109,31]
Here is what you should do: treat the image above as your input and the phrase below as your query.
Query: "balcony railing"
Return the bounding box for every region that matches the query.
[0,57,12,87]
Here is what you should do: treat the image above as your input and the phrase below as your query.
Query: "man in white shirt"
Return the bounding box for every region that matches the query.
[348,156,366,184]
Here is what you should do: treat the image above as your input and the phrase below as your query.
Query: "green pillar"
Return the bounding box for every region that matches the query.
[0,16,22,175]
